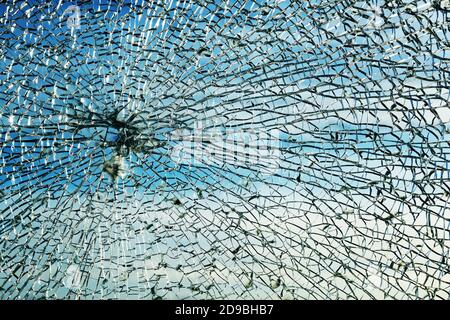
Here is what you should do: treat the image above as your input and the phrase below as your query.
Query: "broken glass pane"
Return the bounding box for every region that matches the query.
[0,0,449,299]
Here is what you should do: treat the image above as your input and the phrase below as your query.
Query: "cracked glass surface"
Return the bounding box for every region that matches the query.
[0,0,450,299]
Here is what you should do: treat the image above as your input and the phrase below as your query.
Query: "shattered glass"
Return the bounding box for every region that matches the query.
[0,0,450,299]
